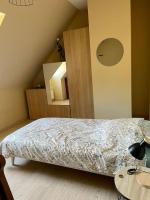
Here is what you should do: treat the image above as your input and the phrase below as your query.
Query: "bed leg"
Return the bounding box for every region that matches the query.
[11,157,15,166]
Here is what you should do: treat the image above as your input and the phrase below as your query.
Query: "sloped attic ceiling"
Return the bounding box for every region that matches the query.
[0,0,76,88]
[67,0,87,9]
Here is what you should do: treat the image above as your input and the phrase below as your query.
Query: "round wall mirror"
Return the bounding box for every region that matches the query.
[96,38,124,66]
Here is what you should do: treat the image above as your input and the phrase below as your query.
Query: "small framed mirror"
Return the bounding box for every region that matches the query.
[96,38,124,66]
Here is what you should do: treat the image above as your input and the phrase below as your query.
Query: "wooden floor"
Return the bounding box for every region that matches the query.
[0,122,117,200]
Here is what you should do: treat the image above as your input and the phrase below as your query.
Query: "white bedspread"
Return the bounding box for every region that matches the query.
[0,118,146,176]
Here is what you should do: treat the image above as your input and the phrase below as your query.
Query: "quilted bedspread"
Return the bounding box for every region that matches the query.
[0,118,146,176]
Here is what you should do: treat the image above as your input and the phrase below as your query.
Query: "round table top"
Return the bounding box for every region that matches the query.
[115,167,150,200]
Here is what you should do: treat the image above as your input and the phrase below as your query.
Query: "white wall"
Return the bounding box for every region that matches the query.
[88,0,132,119]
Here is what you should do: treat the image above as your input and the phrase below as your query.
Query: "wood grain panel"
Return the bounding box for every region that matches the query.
[0,155,14,200]
[115,167,150,200]
[26,89,70,120]
[63,27,94,118]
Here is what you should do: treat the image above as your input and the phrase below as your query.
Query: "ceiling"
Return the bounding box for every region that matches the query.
[67,0,87,10]
[0,0,76,88]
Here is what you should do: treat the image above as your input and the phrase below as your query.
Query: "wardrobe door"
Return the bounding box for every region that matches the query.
[63,27,94,118]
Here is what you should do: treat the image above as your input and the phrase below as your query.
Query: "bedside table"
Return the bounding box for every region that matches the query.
[115,167,150,200]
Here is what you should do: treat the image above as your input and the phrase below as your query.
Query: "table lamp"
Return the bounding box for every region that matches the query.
[129,134,150,168]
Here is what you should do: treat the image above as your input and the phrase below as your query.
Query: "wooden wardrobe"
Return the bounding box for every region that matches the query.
[26,27,94,120]
[63,27,94,118]
[26,89,71,120]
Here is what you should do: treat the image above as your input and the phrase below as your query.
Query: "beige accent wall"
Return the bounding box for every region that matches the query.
[66,9,89,31]
[88,0,132,119]
[0,88,27,132]
[131,0,150,119]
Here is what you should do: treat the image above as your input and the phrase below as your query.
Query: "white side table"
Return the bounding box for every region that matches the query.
[115,167,150,200]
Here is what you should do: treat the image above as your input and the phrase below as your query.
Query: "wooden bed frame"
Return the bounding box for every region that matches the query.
[0,155,14,200]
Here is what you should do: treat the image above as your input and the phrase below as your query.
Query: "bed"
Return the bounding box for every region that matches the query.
[0,118,148,177]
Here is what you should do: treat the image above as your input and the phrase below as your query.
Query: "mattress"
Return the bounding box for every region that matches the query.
[0,118,147,177]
